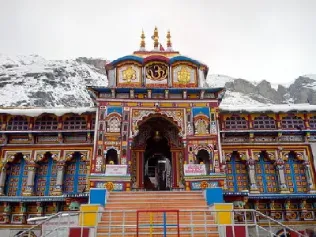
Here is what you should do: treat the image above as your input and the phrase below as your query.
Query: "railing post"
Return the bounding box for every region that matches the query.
[81,211,84,237]
[163,212,167,237]
[190,211,193,236]
[177,210,180,237]
[254,211,260,236]
[232,210,235,237]
[244,210,248,237]
[122,210,125,237]
[136,211,139,237]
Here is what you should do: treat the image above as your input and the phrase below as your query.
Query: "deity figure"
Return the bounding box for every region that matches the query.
[195,119,208,135]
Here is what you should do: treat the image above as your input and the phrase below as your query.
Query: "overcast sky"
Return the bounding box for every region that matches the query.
[0,0,315,84]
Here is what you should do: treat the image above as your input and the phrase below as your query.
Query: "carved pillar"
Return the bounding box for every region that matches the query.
[246,158,259,193]
[275,158,290,193]
[23,163,37,196]
[52,162,65,195]
[303,160,315,193]
[3,202,11,224]
[20,202,27,224]
[0,165,7,195]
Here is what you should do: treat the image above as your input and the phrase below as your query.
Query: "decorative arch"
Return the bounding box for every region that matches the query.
[195,149,212,174]
[105,112,121,133]
[193,114,209,135]
[132,110,184,138]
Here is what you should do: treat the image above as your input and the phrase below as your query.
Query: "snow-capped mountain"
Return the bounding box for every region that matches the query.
[0,54,315,108]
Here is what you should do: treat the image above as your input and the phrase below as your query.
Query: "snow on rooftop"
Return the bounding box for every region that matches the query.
[220,103,316,113]
[0,107,96,117]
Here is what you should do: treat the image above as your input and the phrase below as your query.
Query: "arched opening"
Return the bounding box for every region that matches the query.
[34,152,57,196]
[132,115,183,191]
[196,149,211,174]
[5,153,28,196]
[63,152,87,194]
[105,149,118,164]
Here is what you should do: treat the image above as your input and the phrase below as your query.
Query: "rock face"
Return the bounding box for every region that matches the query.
[0,54,315,107]
[208,74,316,105]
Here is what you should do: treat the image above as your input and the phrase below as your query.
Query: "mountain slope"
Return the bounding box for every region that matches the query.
[0,54,315,108]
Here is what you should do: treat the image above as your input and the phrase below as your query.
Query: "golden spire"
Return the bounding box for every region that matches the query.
[166,30,172,49]
[153,26,159,49]
[140,29,146,50]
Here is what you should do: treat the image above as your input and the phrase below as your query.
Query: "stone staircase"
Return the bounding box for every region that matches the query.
[96,191,219,237]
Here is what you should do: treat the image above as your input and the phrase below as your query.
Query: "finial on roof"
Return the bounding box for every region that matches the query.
[153,26,159,50]
[140,29,146,51]
[166,30,172,50]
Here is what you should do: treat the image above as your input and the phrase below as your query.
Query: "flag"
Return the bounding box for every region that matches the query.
[159,44,165,51]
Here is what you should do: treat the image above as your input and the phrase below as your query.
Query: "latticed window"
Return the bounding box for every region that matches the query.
[34,154,57,196]
[255,153,278,193]
[225,152,249,192]
[253,116,276,129]
[7,116,28,130]
[34,116,58,130]
[63,152,87,194]
[225,116,248,129]
[63,116,87,130]
[284,152,308,193]
[5,154,28,196]
[281,116,305,129]
[309,116,316,129]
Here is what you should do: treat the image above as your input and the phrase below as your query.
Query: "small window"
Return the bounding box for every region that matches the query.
[281,116,304,129]
[34,115,58,130]
[253,116,276,129]
[225,116,248,129]
[7,116,28,130]
[63,116,87,130]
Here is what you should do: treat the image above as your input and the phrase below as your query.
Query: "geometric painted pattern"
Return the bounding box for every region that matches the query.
[5,157,28,196]
[226,154,249,192]
[63,152,87,194]
[284,153,307,193]
[255,155,278,193]
[34,156,57,196]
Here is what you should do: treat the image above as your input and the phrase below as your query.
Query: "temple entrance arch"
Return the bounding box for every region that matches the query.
[131,115,184,190]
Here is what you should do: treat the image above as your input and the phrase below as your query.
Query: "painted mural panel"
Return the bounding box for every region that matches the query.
[172,64,197,87]
[117,64,142,87]
[145,62,168,87]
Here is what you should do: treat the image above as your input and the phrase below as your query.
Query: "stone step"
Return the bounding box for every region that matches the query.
[97,233,219,237]
[97,226,218,234]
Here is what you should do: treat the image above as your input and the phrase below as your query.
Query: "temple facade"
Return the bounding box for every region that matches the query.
[0,28,316,231]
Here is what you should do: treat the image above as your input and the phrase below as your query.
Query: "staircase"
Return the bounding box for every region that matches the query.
[96,191,219,237]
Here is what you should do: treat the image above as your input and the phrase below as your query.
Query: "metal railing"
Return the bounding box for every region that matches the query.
[16,209,308,237]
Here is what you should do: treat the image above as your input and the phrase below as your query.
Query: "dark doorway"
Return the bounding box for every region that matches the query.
[144,130,172,191]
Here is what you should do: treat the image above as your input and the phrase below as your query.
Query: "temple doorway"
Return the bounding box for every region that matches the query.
[131,115,183,190]
[144,131,172,190]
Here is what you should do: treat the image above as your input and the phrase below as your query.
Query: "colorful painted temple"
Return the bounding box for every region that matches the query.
[1,27,316,232]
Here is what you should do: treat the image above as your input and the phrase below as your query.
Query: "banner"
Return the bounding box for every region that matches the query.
[184,164,206,176]
[105,165,127,176]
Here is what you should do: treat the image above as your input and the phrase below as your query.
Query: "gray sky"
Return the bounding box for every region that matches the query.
[1,0,315,84]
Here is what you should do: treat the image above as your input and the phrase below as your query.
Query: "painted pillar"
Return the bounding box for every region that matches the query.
[0,165,7,195]
[246,158,259,193]
[275,158,290,193]
[303,160,316,193]
[23,163,37,196]
[52,162,65,195]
